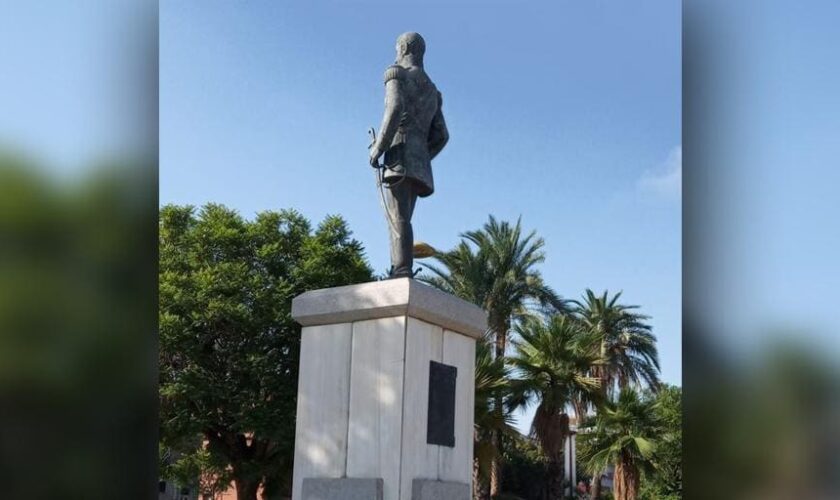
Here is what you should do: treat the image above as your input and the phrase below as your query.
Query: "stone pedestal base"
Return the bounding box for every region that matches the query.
[302,478,383,500]
[299,478,468,500]
[290,278,485,500]
[411,479,471,500]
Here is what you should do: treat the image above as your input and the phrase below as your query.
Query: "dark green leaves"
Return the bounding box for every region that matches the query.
[159,204,373,495]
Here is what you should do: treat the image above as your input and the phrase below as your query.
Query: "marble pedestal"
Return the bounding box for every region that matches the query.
[290,278,486,500]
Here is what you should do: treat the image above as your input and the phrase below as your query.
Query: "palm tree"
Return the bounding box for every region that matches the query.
[423,215,565,497]
[472,339,516,500]
[423,239,490,308]
[573,290,659,498]
[424,216,565,358]
[574,290,660,396]
[508,315,601,500]
[578,388,659,500]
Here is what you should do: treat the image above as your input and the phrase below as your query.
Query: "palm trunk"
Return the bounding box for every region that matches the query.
[613,458,639,500]
[489,318,509,498]
[590,474,602,500]
[234,476,260,500]
[493,317,508,359]
[597,340,611,400]
[589,363,609,500]
[473,428,491,500]
[477,474,491,500]
[489,432,502,498]
[546,457,564,500]
[473,448,491,500]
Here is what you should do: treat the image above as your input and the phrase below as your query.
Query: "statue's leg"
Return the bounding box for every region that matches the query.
[384,180,418,278]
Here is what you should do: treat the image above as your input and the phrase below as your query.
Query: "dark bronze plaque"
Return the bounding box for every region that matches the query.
[427,360,457,447]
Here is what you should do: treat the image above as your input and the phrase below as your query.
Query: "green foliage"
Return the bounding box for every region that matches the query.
[159,204,373,496]
[573,290,659,397]
[578,388,661,500]
[688,341,839,499]
[512,317,603,405]
[0,155,157,499]
[638,385,682,499]
[579,388,659,475]
[423,215,565,353]
[573,290,660,500]
[473,339,518,481]
[160,443,231,498]
[507,315,602,498]
[500,435,549,500]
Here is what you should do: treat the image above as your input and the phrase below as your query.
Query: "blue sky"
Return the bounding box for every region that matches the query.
[160,1,681,432]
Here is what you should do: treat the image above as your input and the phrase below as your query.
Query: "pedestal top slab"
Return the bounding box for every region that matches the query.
[291,278,487,339]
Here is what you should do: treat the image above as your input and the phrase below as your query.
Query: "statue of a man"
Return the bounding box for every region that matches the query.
[369,32,449,278]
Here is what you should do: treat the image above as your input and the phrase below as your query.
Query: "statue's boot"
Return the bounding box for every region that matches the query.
[389,218,414,278]
[384,181,419,279]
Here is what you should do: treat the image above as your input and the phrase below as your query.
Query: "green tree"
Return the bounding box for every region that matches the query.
[423,215,564,498]
[473,339,517,499]
[160,443,231,500]
[574,290,659,396]
[575,289,659,393]
[500,435,550,500]
[578,388,659,500]
[573,290,659,499]
[508,315,601,500]
[159,204,373,500]
[426,216,565,359]
[638,385,681,500]
[0,156,157,499]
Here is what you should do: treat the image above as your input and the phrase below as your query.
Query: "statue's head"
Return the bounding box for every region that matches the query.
[395,32,425,65]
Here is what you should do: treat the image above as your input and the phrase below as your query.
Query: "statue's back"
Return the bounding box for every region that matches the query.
[400,67,439,141]
[382,65,441,196]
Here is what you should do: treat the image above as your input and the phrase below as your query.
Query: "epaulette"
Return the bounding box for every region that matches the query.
[383,65,406,84]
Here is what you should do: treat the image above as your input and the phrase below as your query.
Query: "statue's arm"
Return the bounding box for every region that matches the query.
[428,92,449,160]
[371,68,404,161]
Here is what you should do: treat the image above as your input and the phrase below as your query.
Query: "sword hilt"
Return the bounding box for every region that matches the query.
[367,127,376,149]
[368,127,383,169]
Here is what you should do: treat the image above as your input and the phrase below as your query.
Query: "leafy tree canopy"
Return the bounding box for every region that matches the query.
[159,204,373,499]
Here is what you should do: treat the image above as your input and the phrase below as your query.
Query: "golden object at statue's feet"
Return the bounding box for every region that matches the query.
[413,241,436,259]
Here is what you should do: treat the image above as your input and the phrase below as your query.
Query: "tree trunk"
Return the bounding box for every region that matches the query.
[493,318,509,359]
[478,477,491,500]
[489,436,502,498]
[234,476,260,500]
[472,455,480,499]
[613,459,639,500]
[546,457,564,500]
[590,473,602,500]
[489,317,509,499]
[473,454,490,500]
[473,428,491,500]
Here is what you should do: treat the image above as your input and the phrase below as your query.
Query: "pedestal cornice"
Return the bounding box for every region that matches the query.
[291,278,487,339]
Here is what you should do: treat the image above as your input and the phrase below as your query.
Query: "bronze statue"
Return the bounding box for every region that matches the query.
[369,32,449,278]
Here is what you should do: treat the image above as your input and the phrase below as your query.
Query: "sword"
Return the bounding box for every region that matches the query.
[367,127,382,169]
[368,127,399,238]
[366,127,432,275]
